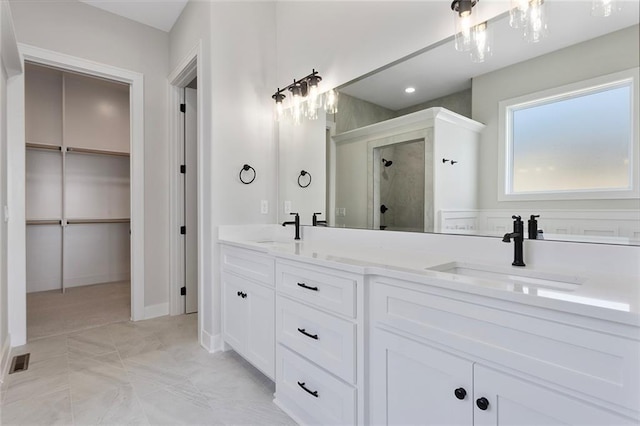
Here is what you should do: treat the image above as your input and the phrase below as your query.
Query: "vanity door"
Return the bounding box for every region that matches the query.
[473,365,638,426]
[371,328,473,425]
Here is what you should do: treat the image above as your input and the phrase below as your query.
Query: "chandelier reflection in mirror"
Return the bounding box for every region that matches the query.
[272,69,339,125]
[509,0,548,43]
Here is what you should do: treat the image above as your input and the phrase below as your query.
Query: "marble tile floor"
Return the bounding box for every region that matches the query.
[0,314,295,425]
[27,281,131,341]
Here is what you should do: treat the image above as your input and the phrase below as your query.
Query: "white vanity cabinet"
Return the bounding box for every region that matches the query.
[370,278,640,425]
[273,259,365,425]
[220,245,275,380]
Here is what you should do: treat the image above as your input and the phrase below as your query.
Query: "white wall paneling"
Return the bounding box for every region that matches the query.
[25,61,132,296]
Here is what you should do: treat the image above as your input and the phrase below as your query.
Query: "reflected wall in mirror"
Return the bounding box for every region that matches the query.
[278,1,640,245]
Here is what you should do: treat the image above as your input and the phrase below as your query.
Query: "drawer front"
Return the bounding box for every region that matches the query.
[276,262,357,318]
[221,245,275,286]
[372,279,640,413]
[276,345,356,426]
[277,295,356,383]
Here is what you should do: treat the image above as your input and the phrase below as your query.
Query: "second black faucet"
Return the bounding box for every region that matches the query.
[502,215,525,267]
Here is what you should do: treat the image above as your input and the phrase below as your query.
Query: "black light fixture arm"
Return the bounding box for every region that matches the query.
[272,69,322,100]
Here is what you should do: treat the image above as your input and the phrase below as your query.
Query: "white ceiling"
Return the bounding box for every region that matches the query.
[79,0,189,32]
[340,1,640,111]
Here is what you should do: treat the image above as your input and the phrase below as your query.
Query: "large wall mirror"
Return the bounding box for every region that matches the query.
[278,1,640,245]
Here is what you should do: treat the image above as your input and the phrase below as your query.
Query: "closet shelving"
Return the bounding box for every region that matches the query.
[26,63,131,294]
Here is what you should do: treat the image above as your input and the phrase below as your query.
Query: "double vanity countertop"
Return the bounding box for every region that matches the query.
[219,235,640,328]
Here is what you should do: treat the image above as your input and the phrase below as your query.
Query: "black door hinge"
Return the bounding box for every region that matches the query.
[180,165,186,174]
[180,226,186,235]
[180,286,186,296]
[180,104,186,113]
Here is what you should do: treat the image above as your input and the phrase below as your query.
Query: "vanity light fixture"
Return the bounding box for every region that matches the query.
[272,69,337,124]
[451,0,492,63]
[509,0,548,43]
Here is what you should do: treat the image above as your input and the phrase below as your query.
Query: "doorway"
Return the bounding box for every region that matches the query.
[24,63,132,339]
[7,45,145,347]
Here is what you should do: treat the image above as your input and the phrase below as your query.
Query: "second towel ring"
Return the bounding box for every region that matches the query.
[298,170,312,188]
[239,164,256,184]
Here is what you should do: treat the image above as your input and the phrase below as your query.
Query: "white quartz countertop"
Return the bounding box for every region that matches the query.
[219,237,640,327]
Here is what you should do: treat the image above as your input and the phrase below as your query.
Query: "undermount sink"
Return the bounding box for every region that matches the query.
[427,262,584,291]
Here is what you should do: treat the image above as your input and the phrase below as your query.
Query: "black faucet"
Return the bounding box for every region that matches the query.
[282,212,300,240]
[502,215,525,267]
[312,212,327,227]
[528,214,540,239]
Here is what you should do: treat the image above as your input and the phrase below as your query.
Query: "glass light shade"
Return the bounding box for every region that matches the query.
[454,10,474,52]
[307,84,321,120]
[470,22,492,63]
[509,0,530,28]
[324,89,339,114]
[591,0,616,17]
[522,0,547,43]
[275,101,285,121]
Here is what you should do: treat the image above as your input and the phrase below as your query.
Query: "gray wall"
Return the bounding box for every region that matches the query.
[396,89,471,118]
[473,24,640,211]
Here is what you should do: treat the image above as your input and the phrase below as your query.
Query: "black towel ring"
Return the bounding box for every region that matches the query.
[298,170,312,188]
[239,164,256,184]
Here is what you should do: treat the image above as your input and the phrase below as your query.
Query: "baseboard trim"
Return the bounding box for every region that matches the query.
[273,396,306,426]
[0,333,12,384]
[200,329,223,353]
[144,303,169,320]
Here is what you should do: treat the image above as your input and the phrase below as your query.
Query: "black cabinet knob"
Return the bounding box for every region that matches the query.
[454,388,467,400]
[476,397,489,411]
[237,291,241,297]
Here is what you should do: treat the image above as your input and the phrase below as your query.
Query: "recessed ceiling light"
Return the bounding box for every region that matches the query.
[405,87,416,94]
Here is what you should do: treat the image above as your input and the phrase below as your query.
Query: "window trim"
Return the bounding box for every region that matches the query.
[497,67,639,202]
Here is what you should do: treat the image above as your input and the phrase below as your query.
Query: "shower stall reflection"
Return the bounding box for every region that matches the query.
[375,140,425,232]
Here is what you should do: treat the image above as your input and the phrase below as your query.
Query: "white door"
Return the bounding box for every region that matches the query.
[473,364,637,426]
[184,86,197,313]
[371,329,473,425]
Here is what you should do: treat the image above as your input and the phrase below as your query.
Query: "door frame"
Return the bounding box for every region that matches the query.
[8,44,145,345]
[167,42,203,327]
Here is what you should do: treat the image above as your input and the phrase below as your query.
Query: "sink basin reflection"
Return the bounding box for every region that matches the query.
[427,262,584,291]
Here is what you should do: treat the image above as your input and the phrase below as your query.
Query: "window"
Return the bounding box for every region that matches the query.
[498,68,639,201]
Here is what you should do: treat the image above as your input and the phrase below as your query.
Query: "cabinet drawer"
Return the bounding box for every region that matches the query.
[276,345,356,426]
[372,279,640,413]
[277,295,356,383]
[276,261,357,318]
[221,245,274,286]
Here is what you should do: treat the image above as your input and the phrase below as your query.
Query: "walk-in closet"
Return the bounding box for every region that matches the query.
[25,63,131,339]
